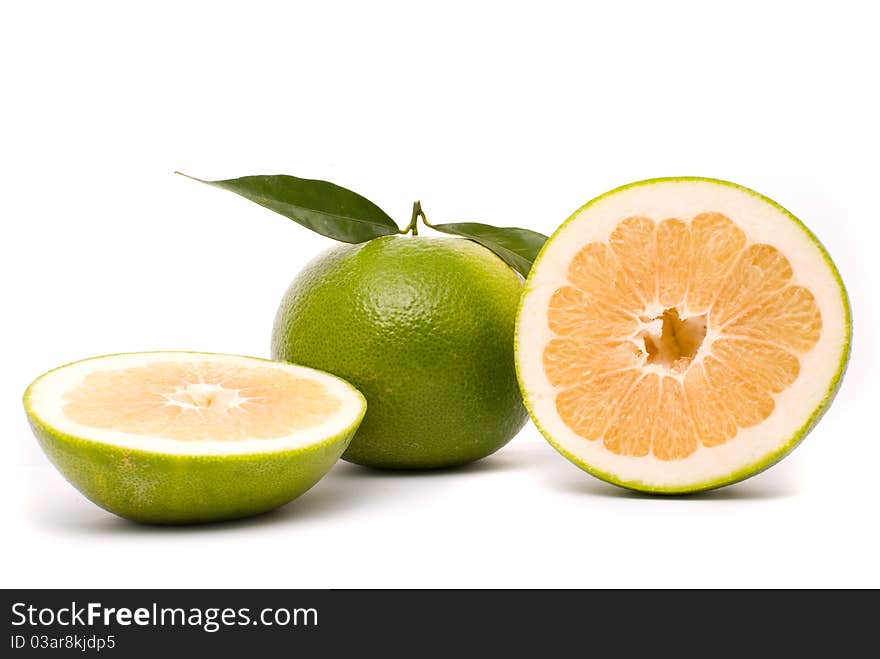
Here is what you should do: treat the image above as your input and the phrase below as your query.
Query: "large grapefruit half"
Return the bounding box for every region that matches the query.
[516,178,851,493]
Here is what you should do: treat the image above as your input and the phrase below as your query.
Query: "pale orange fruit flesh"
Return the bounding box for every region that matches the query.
[63,361,341,441]
[543,211,822,462]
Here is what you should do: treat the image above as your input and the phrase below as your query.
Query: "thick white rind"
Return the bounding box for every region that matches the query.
[25,352,366,456]
[517,180,849,488]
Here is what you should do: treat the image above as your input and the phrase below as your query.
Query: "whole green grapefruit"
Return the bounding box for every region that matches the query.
[271,235,527,468]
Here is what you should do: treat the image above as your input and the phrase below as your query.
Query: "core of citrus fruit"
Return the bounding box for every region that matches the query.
[23,352,366,523]
[272,235,528,469]
[516,178,851,493]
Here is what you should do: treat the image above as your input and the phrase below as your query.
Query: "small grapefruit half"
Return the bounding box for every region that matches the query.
[24,352,366,523]
[516,178,851,493]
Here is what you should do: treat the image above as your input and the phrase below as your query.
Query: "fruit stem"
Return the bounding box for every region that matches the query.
[402,201,421,236]
[401,200,437,235]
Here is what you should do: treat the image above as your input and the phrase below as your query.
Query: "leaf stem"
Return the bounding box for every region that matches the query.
[417,203,435,230]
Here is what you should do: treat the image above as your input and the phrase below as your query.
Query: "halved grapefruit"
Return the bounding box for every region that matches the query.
[24,352,366,523]
[516,178,851,493]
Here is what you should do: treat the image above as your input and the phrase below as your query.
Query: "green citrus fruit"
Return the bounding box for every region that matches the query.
[272,235,527,469]
[516,177,851,493]
[23,352,366,523]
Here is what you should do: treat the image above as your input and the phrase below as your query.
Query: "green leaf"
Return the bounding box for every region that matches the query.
[430,222,548,277]
[176,173,400,243]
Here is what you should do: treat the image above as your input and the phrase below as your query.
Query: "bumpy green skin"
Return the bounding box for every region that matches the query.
[25,415,359,524]
[517,177,853,494]
[272,235,528,469]
[23,354,365,524]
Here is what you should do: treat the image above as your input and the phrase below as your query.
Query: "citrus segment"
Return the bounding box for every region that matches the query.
[682,363,738,448]
[724,285,822,352]
[686,212,746,313]
[703,356,775,429]
[712,338,800,394]
[711,244,792,326]
[656,218,690,307]
[548,286,638,339]
[567,243,640,312]
[608,216,657,306]
[602,373,659,457]
[517,178,850,492]
[652,377,697,461]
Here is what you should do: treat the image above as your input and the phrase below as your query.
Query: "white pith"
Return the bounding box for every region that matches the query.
[517,180,848,488]
[161,382,253,413]
[26,352,366,456]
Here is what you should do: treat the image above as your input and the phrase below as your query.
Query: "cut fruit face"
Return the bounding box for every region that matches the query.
[517,178,850,492]
[27,352,364,455]
[24,352,366,523]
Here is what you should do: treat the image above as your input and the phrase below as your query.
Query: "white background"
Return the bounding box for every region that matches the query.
[2,1,877,588]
